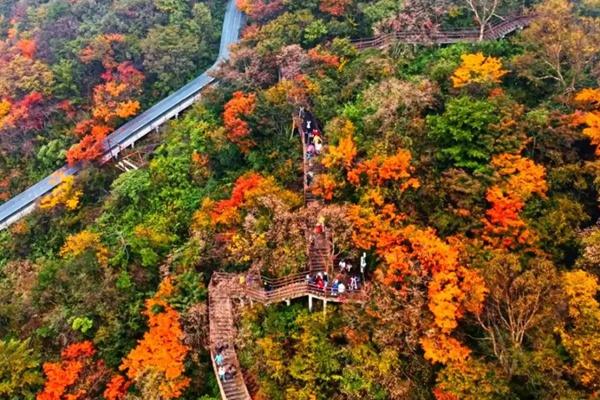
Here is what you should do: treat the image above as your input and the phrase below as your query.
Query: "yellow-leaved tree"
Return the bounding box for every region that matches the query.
[451,53,507,88]
[557,270,600,390]
[39,174,82,211]
[60,230,109,267]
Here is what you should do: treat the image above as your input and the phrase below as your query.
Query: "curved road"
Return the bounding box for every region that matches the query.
[0,0,243,230]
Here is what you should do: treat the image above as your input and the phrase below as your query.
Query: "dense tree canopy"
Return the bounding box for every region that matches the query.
[1,0,600,399]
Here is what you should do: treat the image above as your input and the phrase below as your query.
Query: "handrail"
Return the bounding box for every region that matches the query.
[351,14,534,48]
[0,0,244,231]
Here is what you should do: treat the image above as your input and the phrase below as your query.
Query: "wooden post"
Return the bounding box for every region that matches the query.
[323,299,327,316]
[285,299,291,306]
[308,295,313,311]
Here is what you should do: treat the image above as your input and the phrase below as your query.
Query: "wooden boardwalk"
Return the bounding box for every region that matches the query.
[351,15,534,49]
[208,271,366,400]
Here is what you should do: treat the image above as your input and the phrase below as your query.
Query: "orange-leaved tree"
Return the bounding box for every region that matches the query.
[481,153,547,249]
[349,203,487,365]
[66,62,144,165]
[37,341,111,400]
[118,278,191,399]
[319,0,352,16]
[103,375,131,400]
[347,149,420,190]
[573,88,600,155]
[223,91,257,152]
[451,53,507,89]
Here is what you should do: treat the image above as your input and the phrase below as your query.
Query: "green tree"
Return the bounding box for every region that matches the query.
[0,338,43,399]
[427,96,500,172]
[141,24,207,96]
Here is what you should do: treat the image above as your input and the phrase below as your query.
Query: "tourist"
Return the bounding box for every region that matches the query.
[215,351,224,366]
[218,365,226,381]
[314,134,323,154]
[315,217,324,234]
[226,365,237,379]
[346,262,353,273]
[323,271,329,283]
[338,281,346,294]
[360,252,366,277]
[332,279,339,295]
[338,259,346,272]
[307,171,314,186]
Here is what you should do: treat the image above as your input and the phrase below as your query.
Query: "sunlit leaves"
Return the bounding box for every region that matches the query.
[118,278,191,399]
[60,230,109,267]
[482,153,548,249]
[558,270,600,389]
[451,53,507,88]
[39,174,82,211]
[322,131,357,170]
[223,91,257,152]
[37,341,109,400]
[574,88,600,156]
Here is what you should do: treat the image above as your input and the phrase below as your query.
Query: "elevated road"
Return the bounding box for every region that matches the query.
[0,0,244,230]
[0,12,534,231]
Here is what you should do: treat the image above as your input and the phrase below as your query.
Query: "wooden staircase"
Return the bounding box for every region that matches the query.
[208,271,367,399]
[209,274,252,400]
[309,230,331,273]
[208,108,363,398]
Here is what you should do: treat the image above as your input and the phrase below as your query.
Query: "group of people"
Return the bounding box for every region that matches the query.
[306,128,323,160]
[214,342,238,382]
[339,252,367,277]
[305,271,361,295]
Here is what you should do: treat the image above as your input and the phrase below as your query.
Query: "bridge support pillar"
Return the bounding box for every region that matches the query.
[323,299,327,316]
[250,299,254,308]
[285,299,291,306]
[308,295,313,311]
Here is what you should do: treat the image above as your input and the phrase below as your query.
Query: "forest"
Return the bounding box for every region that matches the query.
[1,0,600,399]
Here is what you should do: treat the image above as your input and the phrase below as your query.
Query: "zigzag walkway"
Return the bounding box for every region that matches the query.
[208,109,366,399]
[351,14,533,49]
[208,272,366,400]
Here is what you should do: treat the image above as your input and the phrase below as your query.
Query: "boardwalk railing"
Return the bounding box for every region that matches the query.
[351,15,534,49]
[0,0,244,231]
[208,270,366,399]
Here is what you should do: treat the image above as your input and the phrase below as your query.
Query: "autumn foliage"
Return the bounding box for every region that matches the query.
[40,174,82,211]
[557,270,600,389]
[348,203,487,365]
[319,0,352,16]
[574,88,600,155]
[451,53,507,88]
[236,0,283,20]
[223,91,257,152]
[347,149,420,189]
[66,62,143,165]
[60,230,109,267]
[103,375,130,400]
[322,133,357,170]
[119,278,191,399]
[37,341,110,400]
[482,153,547,248]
